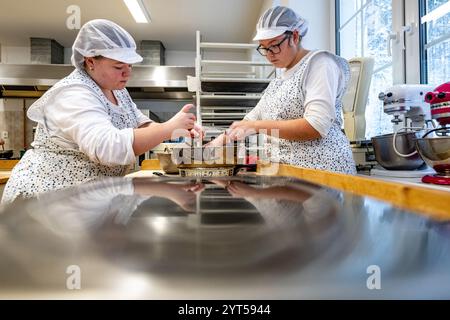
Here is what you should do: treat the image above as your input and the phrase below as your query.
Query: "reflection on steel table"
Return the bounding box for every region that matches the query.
[0,175,449,299]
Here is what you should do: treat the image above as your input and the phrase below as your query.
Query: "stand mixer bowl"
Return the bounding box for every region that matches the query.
[371,131,425,170]
[415,137,450,177]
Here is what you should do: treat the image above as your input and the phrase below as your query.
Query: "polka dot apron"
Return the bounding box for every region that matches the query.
[2,69,140,203]
[258,50,356,175]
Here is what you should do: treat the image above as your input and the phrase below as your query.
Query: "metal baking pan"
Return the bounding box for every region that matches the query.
[198,95,262,107]
[201,81,269,93]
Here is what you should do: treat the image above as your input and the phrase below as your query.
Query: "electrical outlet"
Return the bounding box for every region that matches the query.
[2,131,8,139]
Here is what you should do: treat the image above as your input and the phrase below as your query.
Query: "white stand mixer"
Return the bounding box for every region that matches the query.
[371,84,436,179]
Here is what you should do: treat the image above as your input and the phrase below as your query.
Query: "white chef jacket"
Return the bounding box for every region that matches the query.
[43,85,151,166]
[2,69,152,203]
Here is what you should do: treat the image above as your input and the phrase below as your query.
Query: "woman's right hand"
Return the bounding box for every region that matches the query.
[211,180,259,198]
[133,180,204,212]
[165,104,196,138]
[204,132,231,148]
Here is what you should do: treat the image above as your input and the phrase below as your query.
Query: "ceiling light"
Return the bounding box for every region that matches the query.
[123,0,151,23]
[421,1,450,24]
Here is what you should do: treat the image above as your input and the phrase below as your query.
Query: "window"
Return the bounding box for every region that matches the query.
[336,0,395,139]
[420,0,450,85]
[337,0,450,139]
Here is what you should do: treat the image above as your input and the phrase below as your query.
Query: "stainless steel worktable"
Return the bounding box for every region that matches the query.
[1,175,449,299]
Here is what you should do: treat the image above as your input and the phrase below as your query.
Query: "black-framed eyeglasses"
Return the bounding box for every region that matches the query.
[256,31,293,56]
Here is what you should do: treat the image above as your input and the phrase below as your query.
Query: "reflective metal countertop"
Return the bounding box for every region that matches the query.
[1,175,449,299]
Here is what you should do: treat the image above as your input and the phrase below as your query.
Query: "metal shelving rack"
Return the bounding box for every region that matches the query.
[188,31,275,139]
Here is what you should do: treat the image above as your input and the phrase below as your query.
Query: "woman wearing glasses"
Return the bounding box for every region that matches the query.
[209,6,356,174]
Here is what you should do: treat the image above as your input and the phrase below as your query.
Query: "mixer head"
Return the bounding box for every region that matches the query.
[379,84,433,125]
[425,82,450,126]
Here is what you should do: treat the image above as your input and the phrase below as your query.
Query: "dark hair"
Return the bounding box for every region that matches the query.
[285,30,302,48]
[83,55,104,70]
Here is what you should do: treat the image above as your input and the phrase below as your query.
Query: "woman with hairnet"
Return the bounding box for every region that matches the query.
[2,19,201,203]
[209,6,356,174]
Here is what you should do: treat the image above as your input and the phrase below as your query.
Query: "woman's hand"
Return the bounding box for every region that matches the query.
[133,180,205,212]
[227,121,257,141]
[211,180,259,198]
[169,182,205,212]
[190,123,204,140]
[204,133,225,148]
[204,131,236,148]
[211,180,312,202]
[226,181,260,198]
[165,104,196,139]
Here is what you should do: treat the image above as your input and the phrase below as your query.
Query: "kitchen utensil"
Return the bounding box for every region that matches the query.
[173,143,255,177]
[173,144,240,168]
[416,82,450,185]
[370,84,434,176]
[0,149,14,159]
[371,132,424,170]
[153,172,164,177]
[415,136,450,184]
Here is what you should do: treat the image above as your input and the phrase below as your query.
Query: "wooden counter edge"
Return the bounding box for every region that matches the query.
[258,163,450,221]
[0,160,19,171]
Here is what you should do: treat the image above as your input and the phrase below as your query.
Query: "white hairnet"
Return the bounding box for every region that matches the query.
[71,19,143,70]
[253,6,308,41]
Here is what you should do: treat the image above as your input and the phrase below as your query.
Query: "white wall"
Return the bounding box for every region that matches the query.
[165,50,195,67]
[64,47,197,66]
[1,45,73,65]
[64,48,72,64]
[287,0,331,50]
[329,1,336,53]
[2,45,198,66]
[1,45,256,71]
[0,46,30,64]
[251,0,332,51]
[1,2,333,65]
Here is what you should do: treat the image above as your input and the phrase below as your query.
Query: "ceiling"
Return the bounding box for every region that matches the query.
[0,0,265,50]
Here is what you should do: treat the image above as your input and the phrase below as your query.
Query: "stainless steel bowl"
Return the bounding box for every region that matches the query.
[415,137,450,176]
[371,131,424,170]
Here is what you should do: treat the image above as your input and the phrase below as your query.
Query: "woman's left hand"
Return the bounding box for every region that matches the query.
[227,121,257,140]
[190,123,204,140]
[211,180,259,198]
[226,181,260,198]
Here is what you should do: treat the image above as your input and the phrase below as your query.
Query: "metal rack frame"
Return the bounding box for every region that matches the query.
[189,31,275,137]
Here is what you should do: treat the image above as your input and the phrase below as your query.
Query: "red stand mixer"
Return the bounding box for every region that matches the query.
[416,82,450,185]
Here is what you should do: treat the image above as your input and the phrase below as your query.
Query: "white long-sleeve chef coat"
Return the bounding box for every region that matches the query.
[41,85,151,166]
